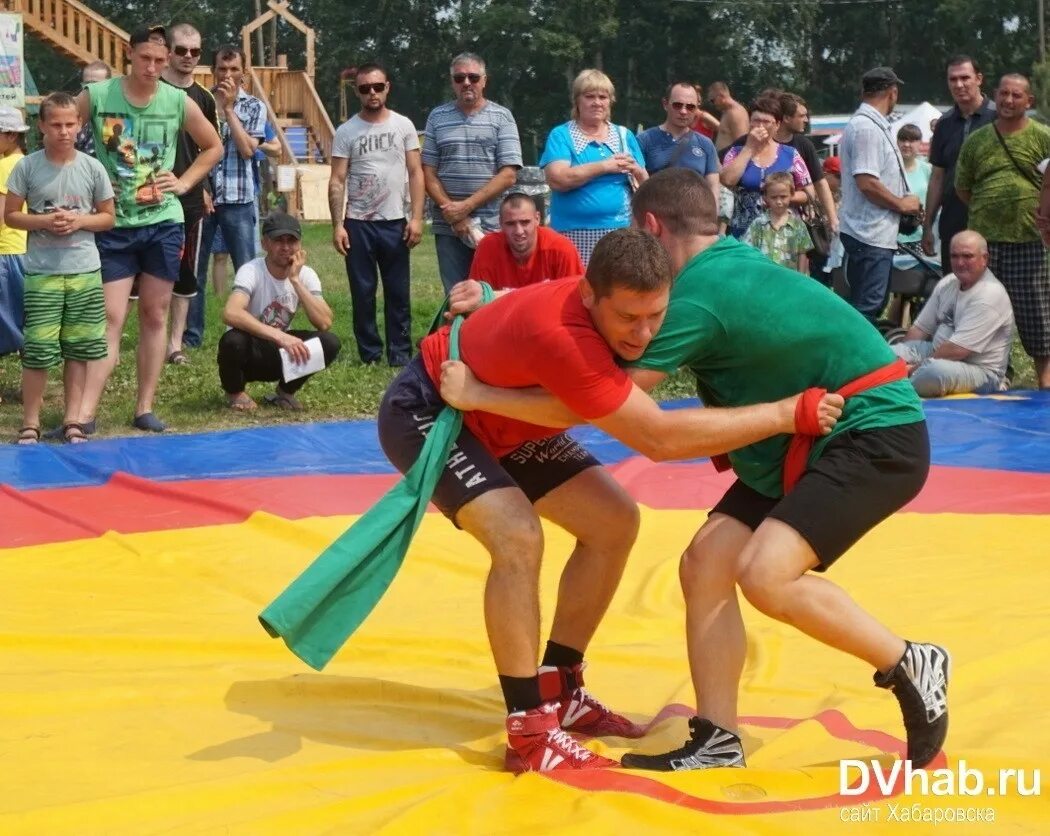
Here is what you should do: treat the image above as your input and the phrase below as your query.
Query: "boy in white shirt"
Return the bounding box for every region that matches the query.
[219,212,341,411]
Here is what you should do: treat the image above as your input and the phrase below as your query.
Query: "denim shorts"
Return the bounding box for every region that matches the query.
[97,222,184,283]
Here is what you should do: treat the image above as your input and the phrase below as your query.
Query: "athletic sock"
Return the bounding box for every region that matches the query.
[499,674,542,713]
[541,640,584,669]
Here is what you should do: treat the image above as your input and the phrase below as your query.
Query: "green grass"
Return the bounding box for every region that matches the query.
[0,224,1037,440]
[1,224,443,438]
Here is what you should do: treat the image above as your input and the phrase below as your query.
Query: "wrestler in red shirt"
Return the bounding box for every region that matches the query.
[378,228,838,776]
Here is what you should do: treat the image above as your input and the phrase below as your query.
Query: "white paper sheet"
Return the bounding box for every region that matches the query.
[279,336,325,382]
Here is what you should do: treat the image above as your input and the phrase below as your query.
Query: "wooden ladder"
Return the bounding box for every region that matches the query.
[1,0,129,77]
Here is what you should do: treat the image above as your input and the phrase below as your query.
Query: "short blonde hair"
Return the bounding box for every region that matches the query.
[571,69,616,120]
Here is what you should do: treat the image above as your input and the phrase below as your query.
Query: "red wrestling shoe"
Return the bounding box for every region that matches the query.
[504,702,619,773]
[538,663,645,738]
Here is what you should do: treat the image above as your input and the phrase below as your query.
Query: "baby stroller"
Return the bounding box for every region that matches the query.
[830,240,942,345]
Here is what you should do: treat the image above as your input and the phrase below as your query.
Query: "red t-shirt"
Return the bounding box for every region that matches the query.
[692,118,716,139]
[467,226,585,290]
[421,277,633,457]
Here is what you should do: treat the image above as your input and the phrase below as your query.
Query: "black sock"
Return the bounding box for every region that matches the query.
[541,640,584,669]
[499,674,541,714]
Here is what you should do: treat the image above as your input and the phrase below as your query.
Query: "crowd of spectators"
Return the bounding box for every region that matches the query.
[2,36,1049,443]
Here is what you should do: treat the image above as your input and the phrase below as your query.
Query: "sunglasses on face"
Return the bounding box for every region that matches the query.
[173,46,201,57]
[452,73,482,84]
[671,101,698,112]
[357,82,387,95]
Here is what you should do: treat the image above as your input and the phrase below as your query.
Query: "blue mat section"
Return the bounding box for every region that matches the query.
[570,393,1050,475]
[2,393,1049,491]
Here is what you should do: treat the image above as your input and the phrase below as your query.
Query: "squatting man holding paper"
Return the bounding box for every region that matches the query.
[218,212,341,411]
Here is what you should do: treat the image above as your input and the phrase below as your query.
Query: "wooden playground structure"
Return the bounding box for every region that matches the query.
[3,0,335,218]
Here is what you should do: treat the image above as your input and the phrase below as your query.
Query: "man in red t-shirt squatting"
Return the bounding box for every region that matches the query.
[464,191,584,291]
[376,228,843,774]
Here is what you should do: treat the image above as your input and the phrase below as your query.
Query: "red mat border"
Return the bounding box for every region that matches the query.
[2,461,1047,549]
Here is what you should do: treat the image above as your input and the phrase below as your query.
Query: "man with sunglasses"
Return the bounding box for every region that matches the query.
[637,82,720,202]
[422,52,522,292]
[184,44,267,351]
[329,62,424,366]
[160,23,219,366]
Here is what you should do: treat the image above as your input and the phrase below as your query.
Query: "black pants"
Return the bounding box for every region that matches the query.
[938,203,968,273]
[217,328,341,394]
[345,219,411,364]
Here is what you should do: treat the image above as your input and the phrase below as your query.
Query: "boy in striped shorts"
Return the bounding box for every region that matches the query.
[4,92,115,444]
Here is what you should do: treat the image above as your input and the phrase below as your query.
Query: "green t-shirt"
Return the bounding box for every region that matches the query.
[89,77,185,228]
[633,237,925,498]
[955,120,1050,243]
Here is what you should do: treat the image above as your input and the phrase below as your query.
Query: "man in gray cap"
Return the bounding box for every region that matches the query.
[218,211,341,411]
[839,67,922,323]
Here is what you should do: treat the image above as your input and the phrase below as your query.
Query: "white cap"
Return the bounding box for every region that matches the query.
[0,107,29,133]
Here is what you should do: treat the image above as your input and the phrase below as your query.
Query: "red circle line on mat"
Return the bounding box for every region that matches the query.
[546,706,948,815]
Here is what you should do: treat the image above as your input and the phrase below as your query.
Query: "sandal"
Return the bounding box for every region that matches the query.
[264,389,304,411]
[63,422,88,444]
[17,426,40,445]
[227,393,257,412]
[167,350,189,365]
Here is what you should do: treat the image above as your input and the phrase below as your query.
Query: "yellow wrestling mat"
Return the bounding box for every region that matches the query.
[4,508,1049,834]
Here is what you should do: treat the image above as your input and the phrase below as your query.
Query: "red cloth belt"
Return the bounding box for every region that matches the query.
[709,358,908,494]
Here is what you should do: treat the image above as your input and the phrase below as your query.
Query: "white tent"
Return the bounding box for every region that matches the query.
[822,101,946,148]
[891,101,944,140]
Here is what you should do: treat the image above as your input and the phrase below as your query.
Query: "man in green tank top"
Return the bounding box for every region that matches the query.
[74,25,221,433]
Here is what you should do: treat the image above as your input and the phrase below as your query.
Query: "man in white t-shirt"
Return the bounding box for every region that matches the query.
[328,61,424,367]
[219,212,341,411]
[892,230,1014,396]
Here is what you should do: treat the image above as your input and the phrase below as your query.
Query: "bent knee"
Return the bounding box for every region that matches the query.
[679,541,738,594]
[910,370,949,398]
[319,332,342,361]
[487,513,545,567]
[737,564,790,618]
[603,495,640,543]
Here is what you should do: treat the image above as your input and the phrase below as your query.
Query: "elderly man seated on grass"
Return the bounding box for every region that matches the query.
[219,212,341,411]
[892,230,1014,397]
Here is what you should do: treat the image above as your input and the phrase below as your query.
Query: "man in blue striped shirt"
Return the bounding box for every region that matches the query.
[422,53,523,292]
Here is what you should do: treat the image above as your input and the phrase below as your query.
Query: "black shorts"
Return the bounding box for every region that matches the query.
[377,358,601,520]
[173,205,205,298]
[711,421,930,570]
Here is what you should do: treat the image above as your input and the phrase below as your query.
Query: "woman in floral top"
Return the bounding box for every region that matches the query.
[720,94,814,239]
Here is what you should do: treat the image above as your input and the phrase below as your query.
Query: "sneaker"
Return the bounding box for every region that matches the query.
[132,412,166,432]
[504,702,619,774]
[538,663,645,738]
[874,640,950,768]
[621,717,745,771]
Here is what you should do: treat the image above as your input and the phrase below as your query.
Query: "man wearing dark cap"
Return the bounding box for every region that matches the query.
[218,211,341,411]
[75,24,221,433]
[839,67,922,324]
